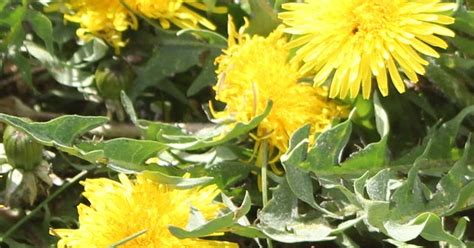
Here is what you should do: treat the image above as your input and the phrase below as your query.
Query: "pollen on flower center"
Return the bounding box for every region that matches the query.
[350,2,395,35]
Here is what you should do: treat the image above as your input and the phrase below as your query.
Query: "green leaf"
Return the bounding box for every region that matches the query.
[77,138,167,172]
[438,54,474,78]
[450,36,474,57]
[140,102,272,150]
[396,105,474,164]
[0,4,25,26]
[453,217,469,239]
[0,111,170,173]
[0,113,108,149]
[340,95,389,171]
[352,138,474,245]
[2,238,34,248]
[352,172,389,230]
[373,94,390,137]
[247,0,280,36]
[130,31,221,99]
[157,79,188,104]
[229,225,266,239]
[51,16,76,45]
[187,49,221,96]
[169,192,252,238]
[432,137,474,215]
[281,125,337,217]
[24,41,94,87]
[305,120,352,170]
[445,182,474,215]
[452,10,474,36]
[205,160,250,189]
[202,0,217,11]
[384,239,423,248]
[384,213,464,247]
[25,10,53,52]
[258,180,336,243]
[188,43,222,96]
[303,98,389,177]
[139,120,189,142]
[169,211,234,239]
[0,1,9,11]
[221,192,266,238]
[403,91,438,120]
[69,38,108,64]
[142,171,213,189]
[0,6,26,54]
[223,191,252,221]
[11,53,34,91]
[389,142,436,223]
[425,61,474,107]
[120,91,139,126]
[365,169,390,202]
[177,29,227,46]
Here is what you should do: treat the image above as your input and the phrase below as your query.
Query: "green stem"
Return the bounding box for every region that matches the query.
[0,170,87,241]
[257,140,272,248]
[109,229,147,247]
[456,0,464,12]
[274,0,285,10]
[258,140,269,206]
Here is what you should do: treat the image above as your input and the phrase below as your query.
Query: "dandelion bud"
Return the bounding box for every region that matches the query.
[95,59,135,100]
[3,125,44,171]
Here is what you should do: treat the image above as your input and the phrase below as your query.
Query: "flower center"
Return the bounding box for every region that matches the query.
[350,1,397,35]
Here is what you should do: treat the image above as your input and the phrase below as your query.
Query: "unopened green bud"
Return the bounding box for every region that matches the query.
[95,59,135,100]
[3,125,44,171]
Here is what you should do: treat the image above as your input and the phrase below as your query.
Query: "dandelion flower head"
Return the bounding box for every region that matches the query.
[61,0,219,52]
[279,0,457,99]
[63,0,137,52]
[126,0,221,30]
[53,174,237,248]
[213,18,346,157]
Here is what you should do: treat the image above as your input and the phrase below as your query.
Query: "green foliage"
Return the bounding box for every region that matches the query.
[168,192,258,239]
[0,101,270,172]
[247,0,280,36]
[130,30,225,101]
[24,40,104,87]
[424,8,474,108]
[0,0,56,91]
[258,102,474,245]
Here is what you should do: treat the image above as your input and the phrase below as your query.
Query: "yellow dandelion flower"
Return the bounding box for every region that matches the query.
[213,18,346,158]
[279,0,457,99]
[61,0,220,52]
[53,174,237,248]
[124,0,221,30]
[64,0,138,52]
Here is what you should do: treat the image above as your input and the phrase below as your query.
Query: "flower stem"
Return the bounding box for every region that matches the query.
[258,140,269,206]
[257,140,273,248]
[456,0,464,11]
